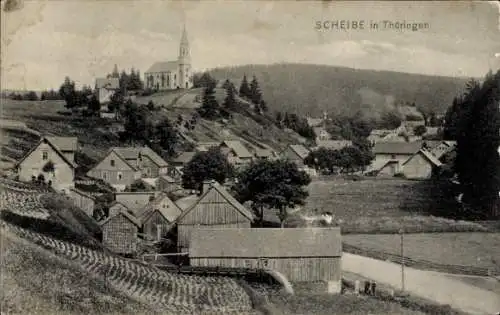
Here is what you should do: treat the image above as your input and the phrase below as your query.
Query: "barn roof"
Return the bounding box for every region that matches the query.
[138,192,182,223]
[145,61,178,73]
[190,227,342,258]
[403,149,442,167]
[99,210,141,227]
[95,77,119,89]
[373,141,422,155]
[176,180,254,222]
[287,144,310,159]
[221,140,253,158]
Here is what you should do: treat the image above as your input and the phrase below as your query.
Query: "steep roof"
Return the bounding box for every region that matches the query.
[99,210,141,227]
[175,194,199,210]
[314,140,353,150]
[172,151,196,164]
[190,227,342,258]
[112,146,168,167]
[45,136,78,152]
[373,141,422,155]
[145,61,178,74]
[288,144,310,159]
[108,200,129,209]
[69,188,97,201]
[138,192,182,223]
[95,78,119,90]
[404,149,442,167]
[15,136,78,169]
[221,140,253,158]
[176,180,254,223]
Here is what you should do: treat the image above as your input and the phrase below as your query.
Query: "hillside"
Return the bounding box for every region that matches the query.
[206,63,469,117]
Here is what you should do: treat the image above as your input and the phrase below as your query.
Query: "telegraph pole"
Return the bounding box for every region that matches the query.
[399,228,405,292]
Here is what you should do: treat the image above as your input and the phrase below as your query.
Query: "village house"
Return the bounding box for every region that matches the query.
[254,148,277,160]
[95,77,120,104]
[280,144,317,176]
[368,141,423,176]
[108,200,130,217]
[175,180,254,252]
[156,174,181,192]
[99,210,140,255]
[401,149,443,179]
[426,141,456,159]
[195,142,220,152]
[114,191,160,216]
[69,188,96,218]
[313,127,331,141]
[87,145,168,191]
[219,140,254,167]
[15,136,78,192]
[137,192,182,241]
[190,227,343,293]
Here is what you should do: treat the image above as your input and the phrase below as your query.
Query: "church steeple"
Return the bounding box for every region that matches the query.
[178,23,190,64]
[178,21,192,89]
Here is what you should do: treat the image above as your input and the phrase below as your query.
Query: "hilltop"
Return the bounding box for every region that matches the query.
[206,63,469,118]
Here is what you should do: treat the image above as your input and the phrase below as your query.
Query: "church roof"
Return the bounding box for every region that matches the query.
[145,61,178,74]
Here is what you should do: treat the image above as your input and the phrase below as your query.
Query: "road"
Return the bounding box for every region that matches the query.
[342,253,500,315]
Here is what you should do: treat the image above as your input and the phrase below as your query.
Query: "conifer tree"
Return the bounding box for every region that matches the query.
[197,84,220,119]
[249,75,262,105]
[223,82,237,110]
[239,75,250,98]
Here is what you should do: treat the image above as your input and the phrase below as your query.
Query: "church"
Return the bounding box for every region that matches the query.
[144,26,193,90]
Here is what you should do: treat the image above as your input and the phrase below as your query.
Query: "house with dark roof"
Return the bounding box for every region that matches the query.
[219,140,254,167]
[280,144,317,176]
[190,227,343,293]
[86,145,168,191]
[95,77,120,104]
[99,210,140,255]
[175,180,254,252]
[15,136,78,192]
[136,192,182,241]
[367,141,423,175]
[144,26,192,90]
[402,149,443,179]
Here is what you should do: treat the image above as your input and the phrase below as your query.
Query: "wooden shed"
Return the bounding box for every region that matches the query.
[402,149,442,179]
[175,180,254,252]
[69,188,96,218]
[190,227,343,293]
[137,192,182,241]
[108,201,130,217]
[99,211,140,255]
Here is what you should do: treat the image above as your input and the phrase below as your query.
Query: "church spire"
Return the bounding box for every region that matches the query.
[178,22,190,63]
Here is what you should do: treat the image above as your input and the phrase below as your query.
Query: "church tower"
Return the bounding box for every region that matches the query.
[178,24,192,89]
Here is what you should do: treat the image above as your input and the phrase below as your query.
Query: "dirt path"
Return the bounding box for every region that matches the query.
[342,253,500,315]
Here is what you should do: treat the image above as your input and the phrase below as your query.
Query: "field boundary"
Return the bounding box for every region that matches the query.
[342,243,499,277]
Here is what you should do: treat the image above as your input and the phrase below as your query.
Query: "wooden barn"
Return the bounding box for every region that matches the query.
[114,191,159,215]
[99,210,140,255]
[175,180,254,252]
[108,201,130,217]
[137,192,182,241]
[190,227,343,293]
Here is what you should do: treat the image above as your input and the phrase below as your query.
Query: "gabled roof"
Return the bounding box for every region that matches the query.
[175,194,199,210]
[138,192,182,223]
[190,227,342,258]
[45,136,78,152]
[220,140,253,159]
[314,140,353,150]
[287,144,310,159]
[15,136,78,169]
[403,149,442,167]
[373,141,422,155]
[145,61,178,74]
[99,210,141,227]
[254,148,275,158]
[69,188,97,201]
[172,151,196,164]
[95,78,119,90]
[108,200,129,209]
[176,180,254,222]
[100,148,139,171]
[111,146,168,168]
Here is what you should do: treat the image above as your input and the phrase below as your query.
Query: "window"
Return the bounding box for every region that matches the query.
[138,153,142,161]
[391,154,396,159]
[260,258,269,268]
[103,172,107,180]
[110,159,115,167]
[117,172,122,181]
[42,151,48,160]
[244,260,252,268]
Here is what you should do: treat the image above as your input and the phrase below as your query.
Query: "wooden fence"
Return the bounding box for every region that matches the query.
[342,243,499,277]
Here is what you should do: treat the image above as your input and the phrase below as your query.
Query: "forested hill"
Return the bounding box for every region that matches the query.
[207,63,470,118]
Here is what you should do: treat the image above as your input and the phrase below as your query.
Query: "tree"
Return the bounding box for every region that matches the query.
[111,64,120,78]
[88,94,101,113]
[222,81,237,110]
[239,75,250,98]
[181,147,234,192]
[25,91,38,101]
[233,159,311,228]
[413,125,427,136]
[155,117,178,158]
[454,71,500,218]
[249,75,262,105]
[109,90,124,113]
[197,85,220,119]
[193,72,217,89]
[59,76,77,108]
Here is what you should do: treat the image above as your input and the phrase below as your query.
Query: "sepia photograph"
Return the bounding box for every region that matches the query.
[1,0,499,314]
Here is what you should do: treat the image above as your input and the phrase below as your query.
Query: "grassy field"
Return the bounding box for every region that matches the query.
[343,233,500,274]
[287,178,489,234]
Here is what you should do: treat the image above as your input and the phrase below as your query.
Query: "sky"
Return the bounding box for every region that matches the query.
[1,0,500,90]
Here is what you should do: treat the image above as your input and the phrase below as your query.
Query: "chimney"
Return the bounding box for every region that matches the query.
[200,179,214,195]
